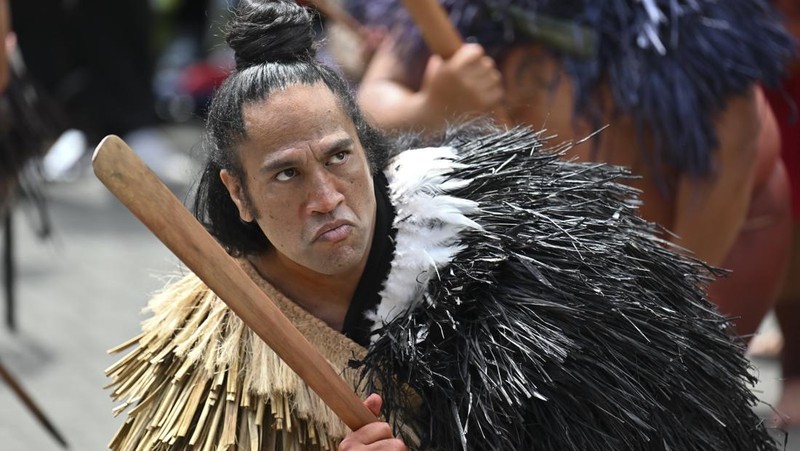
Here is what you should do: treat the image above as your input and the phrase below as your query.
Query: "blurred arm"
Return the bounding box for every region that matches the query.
[671,87,771,266]
[357,38,504,133]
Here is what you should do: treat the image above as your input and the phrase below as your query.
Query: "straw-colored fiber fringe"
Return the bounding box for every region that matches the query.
[106,271,366,450]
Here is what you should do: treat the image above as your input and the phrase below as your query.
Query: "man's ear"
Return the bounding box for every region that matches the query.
[220,169,255,222]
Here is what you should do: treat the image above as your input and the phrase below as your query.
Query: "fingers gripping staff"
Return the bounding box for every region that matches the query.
[92,135,378,431]
[401,0,512,125]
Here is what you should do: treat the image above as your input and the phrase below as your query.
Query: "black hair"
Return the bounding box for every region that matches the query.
[193,0,391,256]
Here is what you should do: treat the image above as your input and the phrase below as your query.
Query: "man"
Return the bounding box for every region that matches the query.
[106,1,779,449]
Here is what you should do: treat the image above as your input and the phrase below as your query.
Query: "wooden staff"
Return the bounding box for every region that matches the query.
[304,0,364,38]
[0,358,69,448]
[91,135,377,431]
[400,0,513,125]
[400,0,462,59]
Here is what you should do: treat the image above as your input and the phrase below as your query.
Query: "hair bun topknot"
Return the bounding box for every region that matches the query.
[226,0,317,70]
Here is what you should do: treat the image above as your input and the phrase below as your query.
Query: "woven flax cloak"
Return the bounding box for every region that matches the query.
[106,262,368,451]
[108,126,775,450]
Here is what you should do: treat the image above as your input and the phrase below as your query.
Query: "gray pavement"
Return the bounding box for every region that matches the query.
[0,124,798,450]
[0,124,202,450]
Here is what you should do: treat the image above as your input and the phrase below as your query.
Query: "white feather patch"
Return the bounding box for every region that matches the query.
[369,146,482,336]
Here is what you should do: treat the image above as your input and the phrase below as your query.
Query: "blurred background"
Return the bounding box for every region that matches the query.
[0,0,797,449]
[0,1,229,448]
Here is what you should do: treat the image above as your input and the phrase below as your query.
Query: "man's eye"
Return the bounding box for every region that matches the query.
[328,151,348,165]
[276,168,297,181]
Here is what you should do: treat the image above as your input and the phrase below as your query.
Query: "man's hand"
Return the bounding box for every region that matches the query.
[338,394,407,451]
[420,43,504,121]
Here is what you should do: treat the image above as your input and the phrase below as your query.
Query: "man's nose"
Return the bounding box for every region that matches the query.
[306,171,345,215]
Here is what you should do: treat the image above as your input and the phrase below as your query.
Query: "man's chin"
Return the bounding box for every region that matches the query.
[307,246,367,276]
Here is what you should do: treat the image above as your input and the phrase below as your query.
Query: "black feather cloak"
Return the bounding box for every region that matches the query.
[358,125,776,450]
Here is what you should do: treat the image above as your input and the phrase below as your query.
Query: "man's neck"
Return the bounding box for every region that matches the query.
[248,250,368,332]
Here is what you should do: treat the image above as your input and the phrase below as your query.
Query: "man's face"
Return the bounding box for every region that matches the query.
[221,82,376,276]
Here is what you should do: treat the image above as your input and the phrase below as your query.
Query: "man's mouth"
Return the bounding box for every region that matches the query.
[313,220,353,243]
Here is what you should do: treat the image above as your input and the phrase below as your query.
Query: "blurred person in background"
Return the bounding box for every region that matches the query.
[0,0,9,92]
[347,0,795,342]
[751,0,800,429]
[1,0,64,212]
[151,0,237,123]
[0,0,12,210]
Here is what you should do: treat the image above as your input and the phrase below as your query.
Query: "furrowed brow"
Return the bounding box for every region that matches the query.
[260,156,300,175]
[322,138,354,157]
